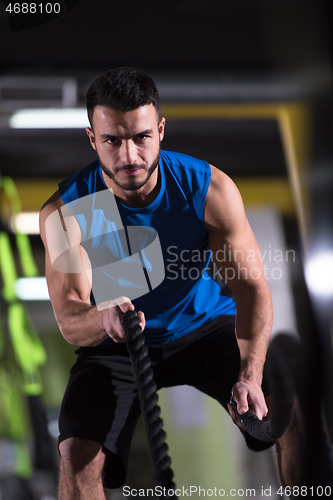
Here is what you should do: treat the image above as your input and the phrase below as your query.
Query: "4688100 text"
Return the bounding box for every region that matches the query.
[5,3,61,14]
[276,485,331,497]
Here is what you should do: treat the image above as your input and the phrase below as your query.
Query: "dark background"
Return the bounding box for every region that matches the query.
[1,0,332,71]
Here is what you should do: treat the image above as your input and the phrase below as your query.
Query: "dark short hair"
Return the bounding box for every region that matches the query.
[86,67,161,127]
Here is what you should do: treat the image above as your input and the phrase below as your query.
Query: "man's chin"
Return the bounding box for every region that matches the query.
[114,169,146,190]
[118,180,145,191]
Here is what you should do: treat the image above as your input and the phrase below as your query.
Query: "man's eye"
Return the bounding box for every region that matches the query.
[107,138,118,145]
[136,135,148,142]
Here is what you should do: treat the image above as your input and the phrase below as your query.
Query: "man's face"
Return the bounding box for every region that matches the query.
[86,104,165,192]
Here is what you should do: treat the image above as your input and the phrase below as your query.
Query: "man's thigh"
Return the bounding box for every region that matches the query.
[58,344,142,488]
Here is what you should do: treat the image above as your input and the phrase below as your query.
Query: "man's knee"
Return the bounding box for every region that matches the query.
[59,437,105,476]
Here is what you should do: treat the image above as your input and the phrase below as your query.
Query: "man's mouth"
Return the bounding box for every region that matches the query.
[118,167,143,177]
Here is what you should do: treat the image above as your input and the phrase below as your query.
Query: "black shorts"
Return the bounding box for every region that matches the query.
[58,315,272,489]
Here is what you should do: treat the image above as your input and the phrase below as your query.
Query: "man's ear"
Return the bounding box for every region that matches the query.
[159,117,166,142]
[86,127,96,150]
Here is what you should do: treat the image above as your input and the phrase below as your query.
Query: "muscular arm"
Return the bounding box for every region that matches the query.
[39,191,144,347]
[204,165,273,419]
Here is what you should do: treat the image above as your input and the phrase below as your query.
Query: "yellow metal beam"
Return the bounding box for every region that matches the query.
[277,106,311,246]
[161,103,284,120]
[234,177,294,215]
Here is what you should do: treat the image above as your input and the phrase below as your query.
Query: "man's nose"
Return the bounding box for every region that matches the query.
[119,140,138,165]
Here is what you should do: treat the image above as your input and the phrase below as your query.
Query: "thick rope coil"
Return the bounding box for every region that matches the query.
[122,310,177,499]
[231,334,295,442]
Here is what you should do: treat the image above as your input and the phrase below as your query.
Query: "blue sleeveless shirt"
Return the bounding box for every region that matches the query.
[59,150,236,345]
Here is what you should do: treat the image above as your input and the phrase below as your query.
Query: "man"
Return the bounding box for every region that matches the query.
[40,67,280,499]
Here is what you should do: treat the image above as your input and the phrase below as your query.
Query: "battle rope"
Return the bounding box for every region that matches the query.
[230,336,294,442]
[121,310,177,499]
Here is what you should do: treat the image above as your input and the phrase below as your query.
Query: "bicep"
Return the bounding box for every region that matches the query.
[40,194,92,314]
[208,219,266,288]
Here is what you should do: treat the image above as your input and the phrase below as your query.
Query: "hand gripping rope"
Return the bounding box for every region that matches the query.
[230,337,294,442]
[121,310,177,499]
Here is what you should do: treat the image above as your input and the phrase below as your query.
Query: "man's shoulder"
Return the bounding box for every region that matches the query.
[161,151,211,219]
[160,150,210,178]
[161,149,209,168]
[58,159,101,204]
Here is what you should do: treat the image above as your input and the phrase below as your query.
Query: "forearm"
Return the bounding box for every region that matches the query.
[53,299,108,347]
[233,281,273,384]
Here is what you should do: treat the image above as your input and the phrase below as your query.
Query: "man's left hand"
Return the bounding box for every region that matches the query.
[227,380,268,428]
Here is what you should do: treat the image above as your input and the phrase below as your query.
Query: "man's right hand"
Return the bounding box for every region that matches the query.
[101,297,146,342]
